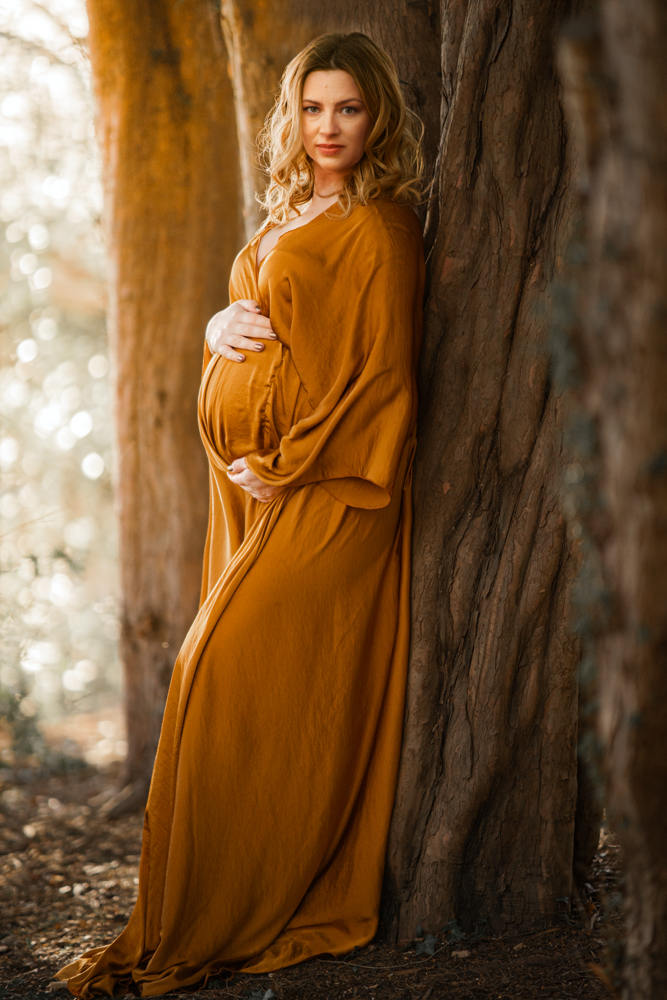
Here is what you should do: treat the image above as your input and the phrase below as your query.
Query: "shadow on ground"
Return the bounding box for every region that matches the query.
[0,762,623,999]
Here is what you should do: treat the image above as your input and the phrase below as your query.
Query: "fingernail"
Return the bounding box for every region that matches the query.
[255,344,263,351]
[236,355,244,361]
[269,333,277,339]
[255,306,261,312]
[227,464,234,472]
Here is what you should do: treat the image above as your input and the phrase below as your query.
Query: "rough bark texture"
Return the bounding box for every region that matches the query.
[86,0,242,812]
[560,4,667,996]
[385,0,583,938]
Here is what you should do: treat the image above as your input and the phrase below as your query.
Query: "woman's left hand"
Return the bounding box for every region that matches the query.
[227,457,286,503]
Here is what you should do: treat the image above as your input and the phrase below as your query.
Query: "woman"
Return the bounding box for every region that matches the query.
[58,31,425,997]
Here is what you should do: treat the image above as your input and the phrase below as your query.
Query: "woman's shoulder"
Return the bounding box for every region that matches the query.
[346,199,423,259]
[369,197,422,227]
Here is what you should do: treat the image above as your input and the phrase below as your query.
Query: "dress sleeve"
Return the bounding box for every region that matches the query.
[244,228,424,510]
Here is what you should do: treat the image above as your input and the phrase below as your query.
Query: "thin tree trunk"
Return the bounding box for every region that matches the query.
[386,0,583,937]
[86,0,242,813]
[560,5,667,996]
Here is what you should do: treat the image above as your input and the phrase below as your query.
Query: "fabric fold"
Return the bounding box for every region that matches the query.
[245,202,423,508]
[58,197,424,998]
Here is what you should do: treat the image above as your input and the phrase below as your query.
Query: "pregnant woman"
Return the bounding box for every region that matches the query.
[58,31,425,997]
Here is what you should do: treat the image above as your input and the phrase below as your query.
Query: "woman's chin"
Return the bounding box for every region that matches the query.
[312,153,351,170]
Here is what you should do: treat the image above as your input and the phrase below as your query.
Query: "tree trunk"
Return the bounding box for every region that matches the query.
[559,5,667,996]
[86,0,242,813]
[386,0,584,938]
[222,0,585,938]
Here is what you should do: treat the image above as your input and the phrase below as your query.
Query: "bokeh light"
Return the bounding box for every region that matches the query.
[0,0,121,761]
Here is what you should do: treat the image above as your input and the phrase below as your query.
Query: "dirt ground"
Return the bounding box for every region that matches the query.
[0,760,623,1000]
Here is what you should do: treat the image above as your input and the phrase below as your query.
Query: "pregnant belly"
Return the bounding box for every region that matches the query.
[198,344,284,465]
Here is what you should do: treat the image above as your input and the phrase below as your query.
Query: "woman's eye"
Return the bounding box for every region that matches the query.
[303,106,320,114]
[340,107,358,115]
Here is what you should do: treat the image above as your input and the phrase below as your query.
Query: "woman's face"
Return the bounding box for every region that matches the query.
[301,70,372,179]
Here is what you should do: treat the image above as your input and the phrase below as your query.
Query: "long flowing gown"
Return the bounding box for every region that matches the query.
[57,198,424,997]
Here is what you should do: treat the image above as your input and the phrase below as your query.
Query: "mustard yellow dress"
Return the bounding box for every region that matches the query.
[58,198,424,997]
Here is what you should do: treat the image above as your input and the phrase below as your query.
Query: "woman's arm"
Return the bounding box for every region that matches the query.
[226,207,424,506]
[239,234,424,508]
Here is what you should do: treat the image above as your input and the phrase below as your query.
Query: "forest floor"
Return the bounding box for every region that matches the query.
[0,759,624,1000]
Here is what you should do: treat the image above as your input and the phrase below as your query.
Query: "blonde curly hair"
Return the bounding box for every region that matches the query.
[256,32,425,227]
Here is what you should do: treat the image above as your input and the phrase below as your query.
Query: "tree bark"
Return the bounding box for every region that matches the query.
[559,5,667,996]
[86,0,242,812]
[385,0,584,937]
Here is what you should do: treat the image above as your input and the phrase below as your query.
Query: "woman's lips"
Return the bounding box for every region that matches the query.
[317,144,344,153]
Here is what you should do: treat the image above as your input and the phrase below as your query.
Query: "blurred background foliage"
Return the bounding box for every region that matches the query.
[0,0,123,768]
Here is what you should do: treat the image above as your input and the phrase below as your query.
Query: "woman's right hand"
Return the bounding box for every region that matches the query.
[205,300,277,363]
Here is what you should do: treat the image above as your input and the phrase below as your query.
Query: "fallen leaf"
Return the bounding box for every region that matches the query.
[415,933,439,957]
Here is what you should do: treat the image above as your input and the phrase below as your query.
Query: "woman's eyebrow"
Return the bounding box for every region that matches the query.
[302,97,364,106]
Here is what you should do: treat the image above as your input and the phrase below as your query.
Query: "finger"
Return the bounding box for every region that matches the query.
[238,310,271,325]
[228,334,266,352]
[237,313,276,335]
[231,479,259,496]
[228,471,253,486]
[217,345,245,363]
[226,471,247,486]
[235,325,276,340]
[227,457,249,476]
[236,299,263,313]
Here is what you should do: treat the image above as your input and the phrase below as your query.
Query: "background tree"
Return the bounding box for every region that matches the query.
[559,3,667,996]
[86,0,242,814]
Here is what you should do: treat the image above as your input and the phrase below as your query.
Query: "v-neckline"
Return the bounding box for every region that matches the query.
[254,204,337,275]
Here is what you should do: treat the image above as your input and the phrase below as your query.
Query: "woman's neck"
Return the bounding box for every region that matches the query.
[311,166,346,208]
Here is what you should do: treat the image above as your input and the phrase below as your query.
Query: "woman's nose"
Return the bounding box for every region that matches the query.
[320,111,339,136]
